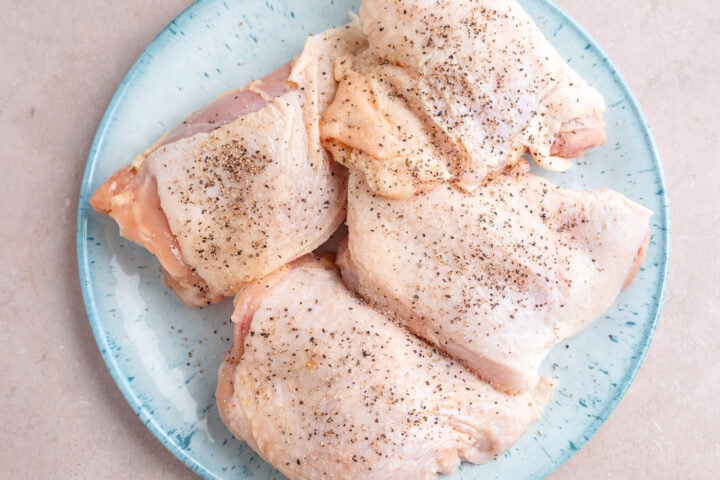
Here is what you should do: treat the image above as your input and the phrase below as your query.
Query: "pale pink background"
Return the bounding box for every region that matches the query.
[1,1,717,478]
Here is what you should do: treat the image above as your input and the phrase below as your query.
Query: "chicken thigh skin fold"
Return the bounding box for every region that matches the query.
[90,22,366,306]
[217,257,552,480]
[321,0,606,198]
[338,162,652,394]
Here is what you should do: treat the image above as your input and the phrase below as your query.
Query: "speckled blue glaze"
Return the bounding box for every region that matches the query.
[76,0,670,479]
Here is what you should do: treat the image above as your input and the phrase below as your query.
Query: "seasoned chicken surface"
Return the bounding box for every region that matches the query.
[322,0,606,198]
[217,257,552,480]
[91,22,366,306]
[338,163,651,394]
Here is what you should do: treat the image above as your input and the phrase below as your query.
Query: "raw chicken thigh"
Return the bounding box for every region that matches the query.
[338,162,651,394]
[91,22,366,306]
[322,0,606,198]
[217,257,552,480]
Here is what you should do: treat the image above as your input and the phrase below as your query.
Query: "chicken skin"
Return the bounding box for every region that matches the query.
[91,22,366,306]
[322,0,606,198]
[338,162,651,394]
[217,256,552,480]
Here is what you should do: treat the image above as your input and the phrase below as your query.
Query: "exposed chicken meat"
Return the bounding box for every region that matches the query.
[217,257,552,480]
[158,62,294,147]
[91,22,366,306]
[321,0,606,198]
[338,163,651,394]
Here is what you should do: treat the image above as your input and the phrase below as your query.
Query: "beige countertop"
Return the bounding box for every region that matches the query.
[1,0,717,478]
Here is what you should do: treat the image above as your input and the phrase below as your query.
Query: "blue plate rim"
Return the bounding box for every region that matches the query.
[76,1,220,478]
[532,0,671,476]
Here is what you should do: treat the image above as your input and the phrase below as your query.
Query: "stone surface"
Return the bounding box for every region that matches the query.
[0,0,717,478]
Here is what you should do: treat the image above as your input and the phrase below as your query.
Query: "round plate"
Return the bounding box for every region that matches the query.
[76,0,670,478]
